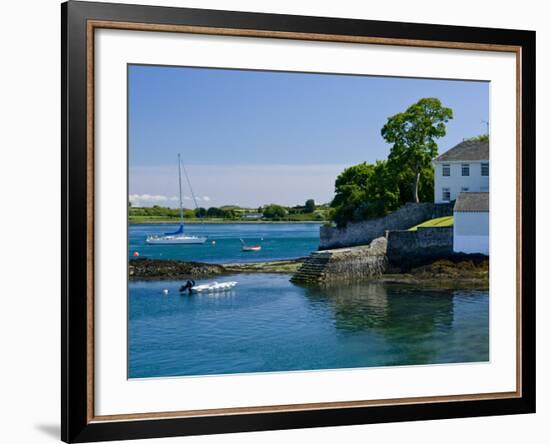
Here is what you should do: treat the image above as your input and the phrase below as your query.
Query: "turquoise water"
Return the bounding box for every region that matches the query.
[129,223,321,263]
[128,274,489,378]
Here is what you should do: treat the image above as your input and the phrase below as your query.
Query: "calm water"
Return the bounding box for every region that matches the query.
[129,223,320,263]
[128,274,489,378]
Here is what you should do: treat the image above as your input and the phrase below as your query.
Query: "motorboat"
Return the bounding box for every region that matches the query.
[192,281,238,292]
[179,280,237,293]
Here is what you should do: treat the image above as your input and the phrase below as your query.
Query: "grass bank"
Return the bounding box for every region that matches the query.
[408,215,454,231]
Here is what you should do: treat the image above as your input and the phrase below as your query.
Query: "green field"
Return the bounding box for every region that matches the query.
[408,215,454,231]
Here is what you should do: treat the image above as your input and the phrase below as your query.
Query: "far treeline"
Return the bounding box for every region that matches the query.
[330,97,488,228]
[129,199,330,223]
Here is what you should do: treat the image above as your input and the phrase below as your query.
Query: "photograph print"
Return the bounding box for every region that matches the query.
[127,64,490,379]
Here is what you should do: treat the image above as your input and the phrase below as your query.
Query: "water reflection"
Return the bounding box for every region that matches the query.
[302,283,457,365]
[129,275,489,377]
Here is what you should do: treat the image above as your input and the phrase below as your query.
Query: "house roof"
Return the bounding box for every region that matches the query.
[435,139,489,162]
[454,192,489,212]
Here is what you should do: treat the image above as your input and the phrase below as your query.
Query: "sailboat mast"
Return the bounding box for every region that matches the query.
[177,153,184,225]
[181,160,203,223]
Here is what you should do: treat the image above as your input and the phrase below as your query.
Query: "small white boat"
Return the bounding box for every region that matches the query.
[191,281,238,293]
[240,238,262,252]
[145,154,208,245]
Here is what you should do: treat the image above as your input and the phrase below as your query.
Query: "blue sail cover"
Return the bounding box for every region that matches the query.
[165,224,184,236]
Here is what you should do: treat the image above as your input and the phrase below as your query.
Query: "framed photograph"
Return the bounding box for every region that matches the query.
[62,1,535,442]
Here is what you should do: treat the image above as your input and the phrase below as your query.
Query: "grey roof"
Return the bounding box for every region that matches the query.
[435,139,489,162]
[454,192,489,212]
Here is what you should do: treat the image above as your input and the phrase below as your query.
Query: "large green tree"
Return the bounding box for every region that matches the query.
[468,134,489,142]
[194,207,207,218]
[304,199,316,213]
[361,160,400,217]
[391,163,434,204]
[381,98,453,203]
[330,161,400,227]
[331,163,372,226]
[206,207,223,217]
[263,204,288,219]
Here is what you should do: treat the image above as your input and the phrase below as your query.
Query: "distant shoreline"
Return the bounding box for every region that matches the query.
[129,220,324,225]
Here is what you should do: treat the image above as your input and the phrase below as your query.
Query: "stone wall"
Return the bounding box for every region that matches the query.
[320,202,452,249]
[432,203,454,218]
[291,237,388,285]
[386,227,453,265]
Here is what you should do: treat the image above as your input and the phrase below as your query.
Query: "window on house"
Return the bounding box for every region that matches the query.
[481,163,489,176]
[442,164,450,176]
[442,188,451,202]
[461,164,470,176]
[461,187,469,192]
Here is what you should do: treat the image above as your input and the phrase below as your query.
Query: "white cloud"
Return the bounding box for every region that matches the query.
[130,163,347,207]
[129,194,190,208]
[130,193,216,207]
[129,194,169,203]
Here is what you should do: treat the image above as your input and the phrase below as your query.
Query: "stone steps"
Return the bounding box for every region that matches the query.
[291,239,388,284]
[290,253,332,283]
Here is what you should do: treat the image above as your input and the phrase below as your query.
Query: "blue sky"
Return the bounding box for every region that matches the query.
[129,64,489,208]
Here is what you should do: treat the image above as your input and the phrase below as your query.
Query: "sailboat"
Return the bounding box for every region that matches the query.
[146,154,208,245]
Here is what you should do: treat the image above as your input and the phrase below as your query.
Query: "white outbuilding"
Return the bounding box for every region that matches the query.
[453,192,489,255]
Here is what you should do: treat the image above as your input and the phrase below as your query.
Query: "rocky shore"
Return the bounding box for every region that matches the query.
[224,259,304,274]
[129,254,488,288]
[378,257,489,288]
[129,257,304,280]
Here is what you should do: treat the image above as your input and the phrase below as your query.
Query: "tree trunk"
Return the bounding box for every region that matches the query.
[412,165,420,203]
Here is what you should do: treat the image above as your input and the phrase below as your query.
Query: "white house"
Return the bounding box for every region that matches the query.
[243,212,263,219]
[433,139,489,203]
[453,192,489,255]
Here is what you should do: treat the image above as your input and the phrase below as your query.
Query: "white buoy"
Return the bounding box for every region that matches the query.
[162,289,169,295]
[212,240,216,245]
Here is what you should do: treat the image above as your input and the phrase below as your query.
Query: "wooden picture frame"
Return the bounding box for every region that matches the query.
[62,1,536,442]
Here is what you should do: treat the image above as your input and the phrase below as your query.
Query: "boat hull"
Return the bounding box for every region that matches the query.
[146,236,208,245]
[191,281,237,292]
[242,246,262,251]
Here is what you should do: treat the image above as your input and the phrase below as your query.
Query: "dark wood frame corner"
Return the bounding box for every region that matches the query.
[62,1,536,442]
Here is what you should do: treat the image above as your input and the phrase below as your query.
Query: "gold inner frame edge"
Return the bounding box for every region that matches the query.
[85,19,523,423]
